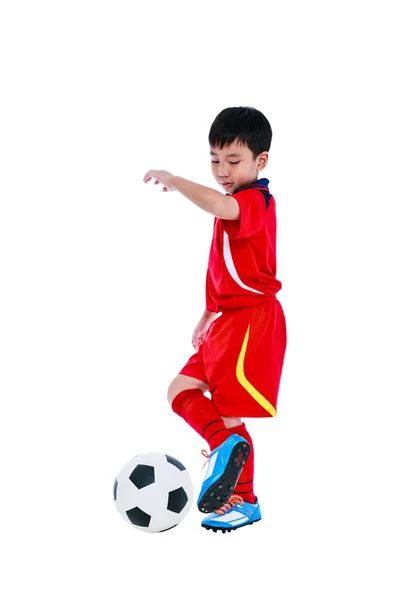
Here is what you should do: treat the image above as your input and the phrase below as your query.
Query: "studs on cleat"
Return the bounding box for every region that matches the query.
[199,439,252,514]
[202,517,260,533]
[202,526,235,533]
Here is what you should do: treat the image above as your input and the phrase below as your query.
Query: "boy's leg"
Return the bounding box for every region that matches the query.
[168,376,250,513]
[200,419,260,533]
[168,375,233,449]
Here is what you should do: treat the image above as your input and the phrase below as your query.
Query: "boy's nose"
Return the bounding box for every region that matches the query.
[218,165,230,177]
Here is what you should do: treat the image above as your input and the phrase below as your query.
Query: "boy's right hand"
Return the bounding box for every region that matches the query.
[192,317,213,351]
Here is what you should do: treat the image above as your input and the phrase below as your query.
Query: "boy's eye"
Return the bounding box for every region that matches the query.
[211,160,240,165]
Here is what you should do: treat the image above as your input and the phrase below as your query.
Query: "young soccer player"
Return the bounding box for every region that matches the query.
[143,106,287,532]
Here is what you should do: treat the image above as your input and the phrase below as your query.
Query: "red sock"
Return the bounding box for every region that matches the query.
[171,389,232,450]
[229,423,256,504]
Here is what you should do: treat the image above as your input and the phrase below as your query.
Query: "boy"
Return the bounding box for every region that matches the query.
[143,106,287,532]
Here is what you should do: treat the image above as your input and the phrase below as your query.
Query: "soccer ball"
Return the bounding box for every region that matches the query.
[113,452,194,533]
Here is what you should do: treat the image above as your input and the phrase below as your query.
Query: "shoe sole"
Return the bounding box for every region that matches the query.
[202,518,261,533]
[197,441,250,513]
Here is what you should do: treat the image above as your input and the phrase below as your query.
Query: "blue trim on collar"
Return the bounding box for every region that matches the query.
[232,177,270,194]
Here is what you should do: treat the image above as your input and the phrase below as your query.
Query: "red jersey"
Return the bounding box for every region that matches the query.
[205,178,282,312]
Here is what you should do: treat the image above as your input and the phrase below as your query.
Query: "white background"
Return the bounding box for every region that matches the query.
[1,1,399,598]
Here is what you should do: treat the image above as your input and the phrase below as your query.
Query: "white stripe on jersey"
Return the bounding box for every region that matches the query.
[223,232,264,295]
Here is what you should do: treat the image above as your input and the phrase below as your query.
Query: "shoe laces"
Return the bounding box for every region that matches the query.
[215,495,244,515]
[201,449,210,469]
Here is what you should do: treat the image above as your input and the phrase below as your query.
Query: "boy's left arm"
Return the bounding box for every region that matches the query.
[143,170,239,220]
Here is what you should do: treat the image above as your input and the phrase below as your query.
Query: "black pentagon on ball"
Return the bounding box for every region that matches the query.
[126,506,151,528]
[113,479,118,501]
[129,464,155,489]
[167,487,188,514]
[165,454,186,471]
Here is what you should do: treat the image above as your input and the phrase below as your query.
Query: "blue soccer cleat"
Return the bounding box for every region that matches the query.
[201,495,261,533]
[197,434,250,513]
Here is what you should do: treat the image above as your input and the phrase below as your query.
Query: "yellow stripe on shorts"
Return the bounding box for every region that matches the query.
[236,324,277,417]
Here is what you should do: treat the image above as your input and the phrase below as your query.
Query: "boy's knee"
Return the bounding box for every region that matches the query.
[221,416,243,428]
[167,374,208,406]
[167,380,178,405]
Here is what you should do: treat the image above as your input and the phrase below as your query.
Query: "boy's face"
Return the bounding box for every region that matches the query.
[210,139,268,194]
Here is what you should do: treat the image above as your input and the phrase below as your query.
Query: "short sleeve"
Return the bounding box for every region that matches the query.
[221,188,270,239]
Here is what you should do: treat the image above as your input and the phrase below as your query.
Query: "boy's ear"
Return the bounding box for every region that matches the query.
[257,151,269,171]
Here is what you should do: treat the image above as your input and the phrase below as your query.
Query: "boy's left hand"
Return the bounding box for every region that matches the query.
[143,170,175,192]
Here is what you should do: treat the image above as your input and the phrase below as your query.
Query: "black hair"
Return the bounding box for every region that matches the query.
[208,106,272,159]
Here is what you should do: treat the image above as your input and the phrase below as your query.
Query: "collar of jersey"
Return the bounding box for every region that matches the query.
[231,177,270,195]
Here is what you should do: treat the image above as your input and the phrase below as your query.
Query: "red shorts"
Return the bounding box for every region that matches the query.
[179,298,287,418]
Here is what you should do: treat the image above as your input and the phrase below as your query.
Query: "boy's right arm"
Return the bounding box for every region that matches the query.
[201,309,220,322]
[192,309,221,350]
